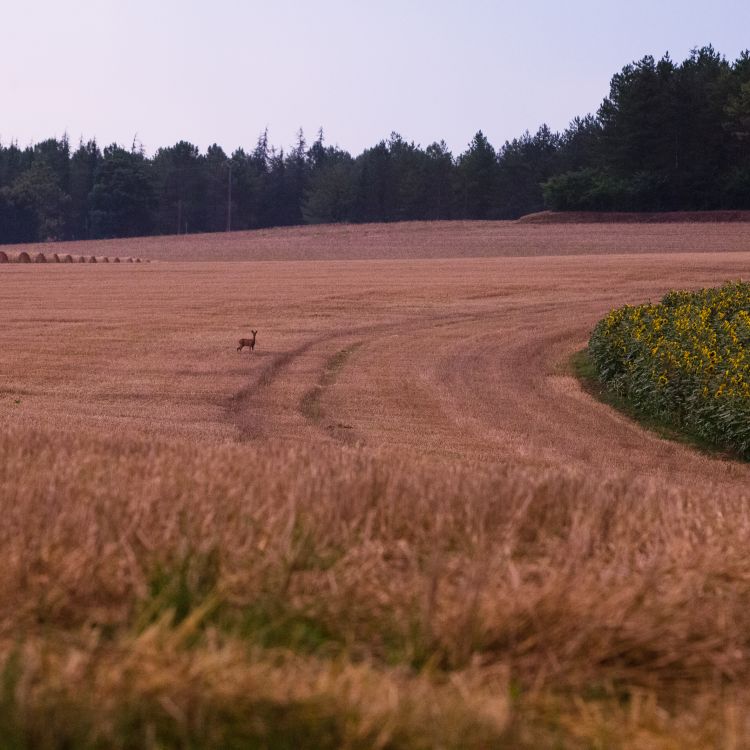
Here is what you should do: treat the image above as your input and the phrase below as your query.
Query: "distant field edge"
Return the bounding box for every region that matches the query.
[519,210,750,224]
[570,348,743,462]
[4,217,750,263]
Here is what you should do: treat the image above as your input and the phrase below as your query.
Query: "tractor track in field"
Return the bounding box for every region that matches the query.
[225,312,486,444]
[225,264,750,498]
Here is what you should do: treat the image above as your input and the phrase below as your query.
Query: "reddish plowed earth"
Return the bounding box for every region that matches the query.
[3,218,750,261]
[519,210,750,224]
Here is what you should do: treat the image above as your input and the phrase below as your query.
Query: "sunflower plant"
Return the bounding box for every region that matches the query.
[589,281,750,457]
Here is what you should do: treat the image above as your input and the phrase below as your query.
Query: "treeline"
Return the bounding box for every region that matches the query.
[0,128,553,243]
[544,46,750,211]
[1,45,749,244]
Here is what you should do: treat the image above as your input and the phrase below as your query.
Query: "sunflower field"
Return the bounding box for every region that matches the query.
[588,281,750,457]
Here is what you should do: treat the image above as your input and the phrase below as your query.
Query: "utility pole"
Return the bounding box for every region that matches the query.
[226,162,233,232]
[177,199,183,235]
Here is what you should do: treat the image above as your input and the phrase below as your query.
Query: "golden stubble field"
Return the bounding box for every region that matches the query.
[3,221,750,748]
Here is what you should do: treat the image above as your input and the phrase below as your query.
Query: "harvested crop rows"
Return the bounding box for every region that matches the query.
[3,221,750,746]
[6,228,747,487]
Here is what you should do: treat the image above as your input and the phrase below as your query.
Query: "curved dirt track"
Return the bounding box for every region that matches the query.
[230,251,750,497]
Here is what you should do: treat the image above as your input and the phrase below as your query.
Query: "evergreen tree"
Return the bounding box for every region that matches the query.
[89,145,155,238]
[352,139,394,222]
[281,129,310,226]
[423,141,456,220]
[388,134,430,220]
[204,144,231,233]
[457,131,497,219]
[153,141,206,234]
[68,139,101,239]
[497,125,561,218]
[303,151,355,223]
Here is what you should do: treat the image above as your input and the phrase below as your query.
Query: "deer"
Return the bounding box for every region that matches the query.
[237,330,258,352]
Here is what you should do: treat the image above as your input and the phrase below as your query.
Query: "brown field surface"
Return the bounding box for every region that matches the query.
[3,221,750,747]
[4,217,750,261]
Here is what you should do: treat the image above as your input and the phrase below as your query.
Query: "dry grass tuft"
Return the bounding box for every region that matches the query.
[1,426,750,745]
[0,627,509,749]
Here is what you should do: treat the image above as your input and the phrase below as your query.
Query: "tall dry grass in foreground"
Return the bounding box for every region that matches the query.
[1,425,750,748]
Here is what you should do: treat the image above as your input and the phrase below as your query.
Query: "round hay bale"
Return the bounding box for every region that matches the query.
[17,252,31,263]
[113,257,121,263]
[0,251,8,263]
[88,256,97,263]
[126,257,134,263]
[51,253,61,262]
[62,254,73,263]
[78,255,87,263]
[135,258,141,263]
[34,253,46,263]
[102,256,110,263]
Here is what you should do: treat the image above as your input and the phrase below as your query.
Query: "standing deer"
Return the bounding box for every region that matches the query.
[237,330,258,352]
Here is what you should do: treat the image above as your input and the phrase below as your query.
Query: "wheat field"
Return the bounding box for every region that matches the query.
[3,222,750,748]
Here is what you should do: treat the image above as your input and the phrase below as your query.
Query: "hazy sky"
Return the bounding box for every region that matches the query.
[2,0,749,156]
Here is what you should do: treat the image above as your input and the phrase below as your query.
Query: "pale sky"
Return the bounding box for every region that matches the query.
[2,0,748,156]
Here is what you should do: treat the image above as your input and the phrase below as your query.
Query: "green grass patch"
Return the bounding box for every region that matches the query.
[300,343,361,424]
[136,557,345,658]
[235,604,342,655]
